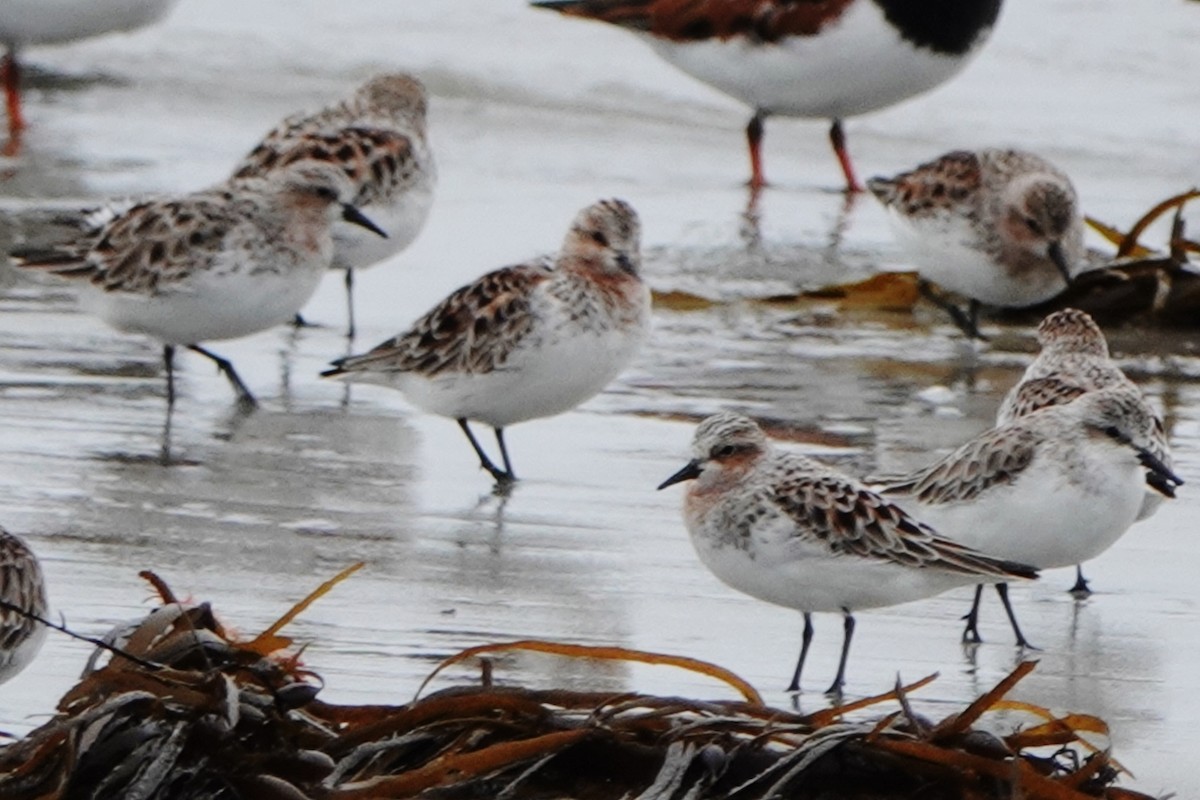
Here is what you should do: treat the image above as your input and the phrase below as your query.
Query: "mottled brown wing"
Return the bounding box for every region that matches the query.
[873,425,1040,506]
[232,127,415,207]
[328,263,553,378]
[12,195,241,294]
[771,472,1035,579]
[236,105,339,157]
[0,532,46,651]
[543,0,1003,51]
[532,0,854,40]
[867,149,982,214]
[534,0,854,42]
[1001,375,1089,421]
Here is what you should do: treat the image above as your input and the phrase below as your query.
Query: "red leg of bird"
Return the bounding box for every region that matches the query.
[3,52,22,131]
[746,111,766,191]
[2,51,23,156]
[829,119,862,193]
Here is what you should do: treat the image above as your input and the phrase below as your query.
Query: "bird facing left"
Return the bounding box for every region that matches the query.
[658,411,1038,695]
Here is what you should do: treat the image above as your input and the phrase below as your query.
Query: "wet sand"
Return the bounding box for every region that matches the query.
[0,1,1198,793]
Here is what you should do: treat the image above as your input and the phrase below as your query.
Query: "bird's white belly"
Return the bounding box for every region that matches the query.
[885,208,1061,307]
[647,1,976,119]
[0,0,176,47]
[80,263,326,345]
[693,537,974,614]
[904,460,1146,569]
[398,321,645,428]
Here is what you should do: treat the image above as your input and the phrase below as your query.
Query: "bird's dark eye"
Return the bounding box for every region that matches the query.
[314,186,338,201]
[1024,217,1043,236]
[1103,425,1123,440]
[590,231,609,247]
[713,445,737,459]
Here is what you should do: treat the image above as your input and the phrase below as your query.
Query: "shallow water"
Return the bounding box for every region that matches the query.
[1,0,1199,794]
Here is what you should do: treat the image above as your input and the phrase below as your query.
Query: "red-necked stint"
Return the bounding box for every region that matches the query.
[873,386,1181,647]
[323,198,650,485]
[12,160,387,408]
[868,148,1085,339]
[233,73,436,337]
[995,308,1174,597]
[658,411,1037,696]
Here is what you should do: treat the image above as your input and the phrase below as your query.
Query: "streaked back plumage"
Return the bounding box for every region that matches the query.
[0,527,47,685]
[232,73,435,274]
[996,308,1173,520]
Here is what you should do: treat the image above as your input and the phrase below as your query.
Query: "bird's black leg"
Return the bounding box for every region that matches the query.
[186,344,257,408]
[786,612,815,693]
[1069,564,1092,597]
[829,119,862,193]
[826,610,855,697]
[746,110,766,192]
[961,584,985,644]
[160,345,177,465]
[995,583,1037,650]
[494,427,517,482]
[967,299,983,337]
[163,344,177,408]
[345,267,357,340]
[457,419,512,484]
[917,280,989,340]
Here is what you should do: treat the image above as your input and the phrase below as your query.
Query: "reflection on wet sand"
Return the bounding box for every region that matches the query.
[0,1,1198,791]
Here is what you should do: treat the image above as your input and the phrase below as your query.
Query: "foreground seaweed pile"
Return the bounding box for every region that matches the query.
[0,571,1156,800]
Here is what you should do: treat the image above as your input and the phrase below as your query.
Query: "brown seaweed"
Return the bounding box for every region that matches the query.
[0,574,1159,800]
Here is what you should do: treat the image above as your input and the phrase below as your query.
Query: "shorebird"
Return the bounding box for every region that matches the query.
[232,73,436,337]
[658,411,1037,694]
[873,386,1181,647]
[532,0,1003,191]
[996,308,1174,596]
[12,160,386,408]
[323,198,650,485]
[867,148,1085,338]
[0,0,178,155]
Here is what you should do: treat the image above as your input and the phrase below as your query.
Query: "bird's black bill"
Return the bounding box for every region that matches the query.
[657,459,702,490]
[1138,448,1184,497]
[1048,240,1072,285]
[342,204,388,238]
[1147,472,1177,499]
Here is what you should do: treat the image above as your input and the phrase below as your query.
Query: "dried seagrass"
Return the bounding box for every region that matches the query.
[0,572,1158,800]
